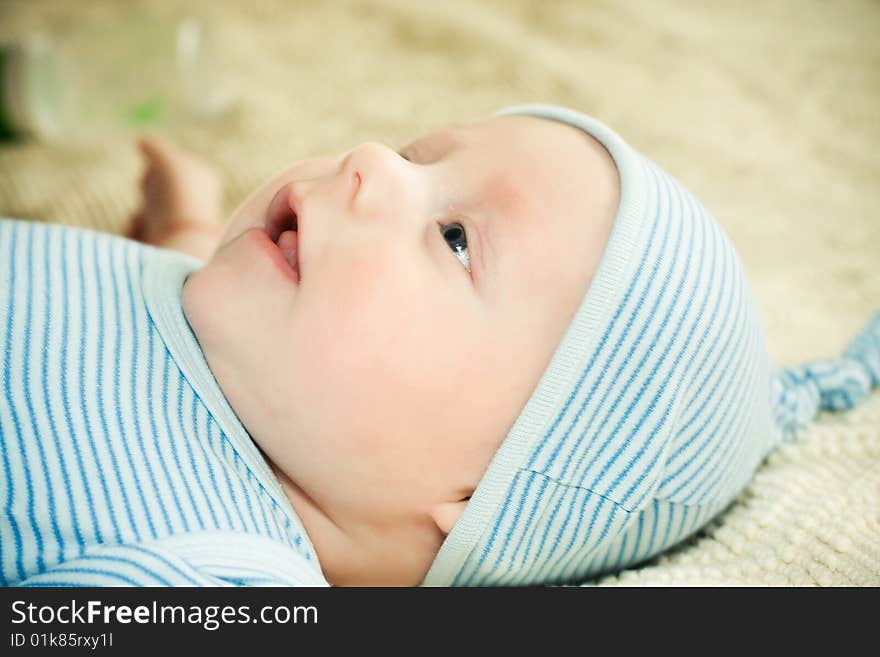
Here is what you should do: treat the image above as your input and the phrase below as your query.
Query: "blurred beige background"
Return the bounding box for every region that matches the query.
[1,0,878,584]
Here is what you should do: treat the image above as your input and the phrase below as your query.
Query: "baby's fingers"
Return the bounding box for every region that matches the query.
[125,210,145,240]
[136,134,178,164]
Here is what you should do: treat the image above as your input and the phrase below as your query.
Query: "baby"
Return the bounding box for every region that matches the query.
[2,104,877,587]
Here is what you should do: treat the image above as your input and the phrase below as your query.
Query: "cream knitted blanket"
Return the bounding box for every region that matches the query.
[1,0,877,585]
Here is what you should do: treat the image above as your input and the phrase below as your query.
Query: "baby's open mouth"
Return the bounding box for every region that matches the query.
[265,183,300,280]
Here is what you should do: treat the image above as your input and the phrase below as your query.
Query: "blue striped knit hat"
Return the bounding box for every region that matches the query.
[422,103,880,586]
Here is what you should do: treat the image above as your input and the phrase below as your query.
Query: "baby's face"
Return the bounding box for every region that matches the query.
[183,114,619,582]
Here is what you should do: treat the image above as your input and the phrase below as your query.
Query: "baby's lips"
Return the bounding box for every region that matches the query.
[265,182,299,243]
[277,228,300,282]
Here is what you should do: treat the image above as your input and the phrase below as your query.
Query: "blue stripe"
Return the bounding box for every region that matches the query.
[537,489,605,583]
[570,500,625,580]
[613,532,629,572]
[206,413,247,531]
[20,581,81,587]
[196,564,288,583]
[674,318,760,503]
[677,334,758,504]
[594,519,619,576]
[40,226,84,552]
[613,190,712,511]
[677,216,732,394]
[244,466,276,547]
[189,393,233,529]
[78,553,174,586]
[234,452,277,537]
[110,243,155,540]
[673,266,747,461]
[236,446,307,548]
[222,576,282,586]
[607,178,707,507]
[210,412,311,548]
[124,544,203,585]
[160,347,203,531]
[215,408,298,540]
[492,470,541,580]
[93,236,139,539]
[646,500,661,558]
[663,239,738,467]
[170,368,212,529]
[22,223,63,565]
[655,248,743,497]
[176,375,221,528]
[690,328,764,504]
[569,164,681,489]
[627,511,645,568]
[125,246,171,536]
[685,505,706,542]
[658,503,675,552]
[495,480,573,586]
[676,505,689,544]
[145,325,187,532]
[59,229,102,545]
[77,231,122,544]
[506,474,551,578]
[663,318,749,500]
[561,501,621,582]
[1,223,26,582]
[463,470,529,585]
[24,566,144,587]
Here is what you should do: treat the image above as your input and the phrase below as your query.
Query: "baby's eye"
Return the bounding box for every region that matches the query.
[440,223,470,273]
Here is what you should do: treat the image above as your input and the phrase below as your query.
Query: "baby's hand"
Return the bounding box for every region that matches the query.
[125,135,224,248]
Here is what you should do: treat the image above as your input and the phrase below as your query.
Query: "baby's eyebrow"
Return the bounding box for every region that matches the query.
[402,127,465,160]
[403,125,500,289]
[431,127,465,153]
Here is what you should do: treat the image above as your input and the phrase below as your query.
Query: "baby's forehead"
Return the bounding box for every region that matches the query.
[416,115,579,160]
[407,115,522,150]
[404,113,617,224]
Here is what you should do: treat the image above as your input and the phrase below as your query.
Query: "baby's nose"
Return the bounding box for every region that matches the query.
[342,142,412,217]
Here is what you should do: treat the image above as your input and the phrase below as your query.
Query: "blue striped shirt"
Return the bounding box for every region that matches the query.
[1,219,327,586]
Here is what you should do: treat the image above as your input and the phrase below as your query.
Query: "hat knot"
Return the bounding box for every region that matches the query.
[771,311,880,442]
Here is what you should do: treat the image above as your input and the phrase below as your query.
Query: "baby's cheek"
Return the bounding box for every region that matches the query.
[182,267,228,342]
